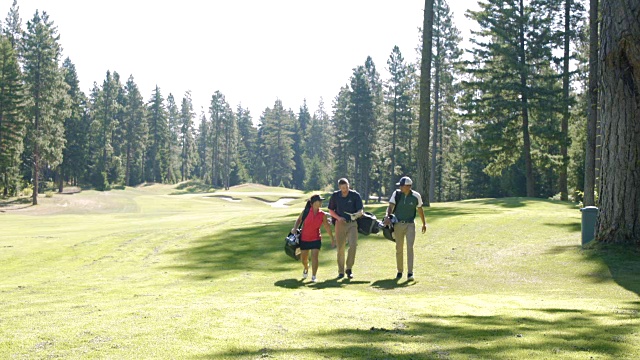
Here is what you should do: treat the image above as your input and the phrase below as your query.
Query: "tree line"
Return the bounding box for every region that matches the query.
[1,0,593,207]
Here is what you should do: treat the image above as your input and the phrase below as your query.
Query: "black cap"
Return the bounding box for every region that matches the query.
[310,194,325,203]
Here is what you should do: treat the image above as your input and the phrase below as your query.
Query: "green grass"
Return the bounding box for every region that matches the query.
[1,185,638,359]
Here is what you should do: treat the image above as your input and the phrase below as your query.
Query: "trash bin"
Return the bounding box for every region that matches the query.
[580,206,598,246]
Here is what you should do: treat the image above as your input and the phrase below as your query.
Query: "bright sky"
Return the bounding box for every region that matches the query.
[13,0,480,123]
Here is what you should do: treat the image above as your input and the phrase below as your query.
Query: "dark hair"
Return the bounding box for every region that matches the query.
[338,178,349,186]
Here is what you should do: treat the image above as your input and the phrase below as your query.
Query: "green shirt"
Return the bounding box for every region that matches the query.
[390,190,423,222]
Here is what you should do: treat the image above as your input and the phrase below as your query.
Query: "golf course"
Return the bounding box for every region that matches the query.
[1,183,638,359]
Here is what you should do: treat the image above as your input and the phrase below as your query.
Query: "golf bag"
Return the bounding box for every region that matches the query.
[284,202,310,261]
[284,232,301,260]
[382,214,398,242]
[357,212,383,236]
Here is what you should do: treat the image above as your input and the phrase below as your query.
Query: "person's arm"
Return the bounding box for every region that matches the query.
[383,203,395,226]
[328,194,346,222]
[323,214,336,247]
[383,190,397,226]
[355,192,364,217]
[291,213,302,234]
[418,207,427,234]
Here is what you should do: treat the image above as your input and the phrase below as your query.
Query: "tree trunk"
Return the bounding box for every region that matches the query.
[597,0,640,244]
[32,146,39,205]
[417,0,434,206]
[560,0,571,201]
[519,0,535,198]
[584,0,599,207]
[58,166,63,193]
[429,22,441,204]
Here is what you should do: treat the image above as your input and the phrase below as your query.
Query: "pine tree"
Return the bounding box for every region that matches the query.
[196,110,209,181]
[428,0,463,202]
[221,101,236,190]
[179,92,196,181]
[122,75,147,186]
[464,0,562,197]
[236,105,257,183]
[88,71,121,190]
[0,34,24,197]
[304,98,333,190]
[59,58,88,191]
[208,91,228,187]
[3,0,22,51]
[257,99,295,187]
[331,86,351,184]
[22,11,69,204]
[417,0,435,205]
[348,65,376,200]
[385,46,414,194]
[292,101,310,189]
[596,0,640,244]
[146,86,169,183]
[166,93,181,184]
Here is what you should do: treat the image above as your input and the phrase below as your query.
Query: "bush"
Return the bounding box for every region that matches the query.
[21,186,33,198]
[45,191,54,198]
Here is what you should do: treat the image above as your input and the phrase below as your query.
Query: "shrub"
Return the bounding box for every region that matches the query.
[45,191,54,198]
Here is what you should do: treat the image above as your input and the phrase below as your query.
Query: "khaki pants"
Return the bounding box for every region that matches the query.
[394,222,416,273]
[335,221,358,273]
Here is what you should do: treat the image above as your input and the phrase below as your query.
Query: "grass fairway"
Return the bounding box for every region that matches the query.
[1,184,639,359]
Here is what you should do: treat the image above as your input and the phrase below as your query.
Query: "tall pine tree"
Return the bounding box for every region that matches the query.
[22,11,68,204]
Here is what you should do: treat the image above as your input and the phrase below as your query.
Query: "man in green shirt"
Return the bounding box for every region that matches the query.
[383,176,427,280]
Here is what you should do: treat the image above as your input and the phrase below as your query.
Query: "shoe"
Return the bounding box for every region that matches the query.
[303,269,308,279]
[407,273,414,280]
[311,275,317,283]
[346,269,353,279]
[396,272,402,279]
[337,273,345,279]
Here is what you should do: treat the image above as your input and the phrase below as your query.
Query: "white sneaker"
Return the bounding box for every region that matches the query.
[302,269,308,279]
[311,275,317,282]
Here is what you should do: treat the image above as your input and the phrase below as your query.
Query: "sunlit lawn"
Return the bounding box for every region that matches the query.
[1,184,638,359]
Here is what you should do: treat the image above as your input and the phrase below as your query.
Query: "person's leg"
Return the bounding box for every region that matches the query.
[406,224,416,275]
[301,249,310,278]
[311,249,320,276]
[301,249,309,277]
[335,221,347,275]
[345,222,358,273]
[394,223,407,274]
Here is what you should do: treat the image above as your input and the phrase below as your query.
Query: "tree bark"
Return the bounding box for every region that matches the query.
[597,0,640,244]
[560,0,572,201]
[519,0,535,197]
[429,16,441,204]
[584,0,599,207]
[417,0,434,206]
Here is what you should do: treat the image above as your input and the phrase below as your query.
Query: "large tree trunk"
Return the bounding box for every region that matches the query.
[519,0,535,198]
[429,26,441,204]
[417,0,434,206]
[597,0,640,244]
[560,0,572,201]
[584,0,599,207]
[32,145,39,205]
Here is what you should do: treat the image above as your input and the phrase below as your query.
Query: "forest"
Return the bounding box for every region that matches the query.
[0,0,608,206]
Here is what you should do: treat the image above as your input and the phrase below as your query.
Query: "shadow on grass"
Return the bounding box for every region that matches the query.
[543,222,581,233]
[370,278,416,290]
[464,197,578,210]
[163,223,292,280]
[582,243,640,297]
[273,278,305,289]
[165,205,481,281]
[201,306,639,359]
